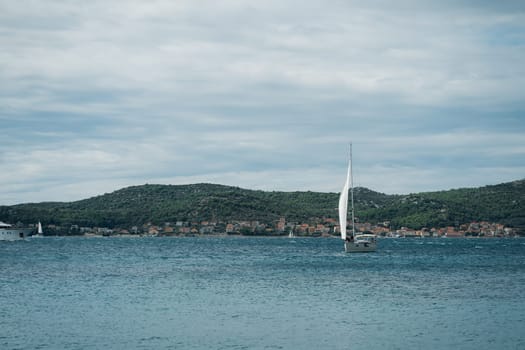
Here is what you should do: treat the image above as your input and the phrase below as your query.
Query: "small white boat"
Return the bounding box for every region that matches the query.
[0,221,32,241]
[338,144,377,253]
[288,229,295,238]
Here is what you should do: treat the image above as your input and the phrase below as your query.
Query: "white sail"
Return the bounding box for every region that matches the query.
[339,144,377,252]
[338,158,351,240]
[37,221,43,235]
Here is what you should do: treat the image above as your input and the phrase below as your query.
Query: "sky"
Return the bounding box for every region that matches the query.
[1,0,524,205]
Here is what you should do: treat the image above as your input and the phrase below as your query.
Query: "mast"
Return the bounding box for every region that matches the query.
[349,143,355,238]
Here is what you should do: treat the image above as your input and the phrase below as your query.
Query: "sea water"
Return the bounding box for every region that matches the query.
[1,237,524,350]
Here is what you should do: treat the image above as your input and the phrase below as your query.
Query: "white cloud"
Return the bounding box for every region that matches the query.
[0,0,524,204]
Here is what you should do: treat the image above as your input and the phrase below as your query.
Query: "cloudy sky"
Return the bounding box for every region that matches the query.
[1,0,524,204]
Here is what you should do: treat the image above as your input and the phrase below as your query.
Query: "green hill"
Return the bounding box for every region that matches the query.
[360,180,525,230]
[1,180,524,232]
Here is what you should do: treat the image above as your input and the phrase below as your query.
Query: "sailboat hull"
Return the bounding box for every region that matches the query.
[345,241,377,253]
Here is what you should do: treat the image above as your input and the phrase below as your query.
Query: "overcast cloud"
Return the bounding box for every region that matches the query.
[1,0,524,204]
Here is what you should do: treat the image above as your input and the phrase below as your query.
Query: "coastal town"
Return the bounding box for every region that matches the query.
[28,217,519,238]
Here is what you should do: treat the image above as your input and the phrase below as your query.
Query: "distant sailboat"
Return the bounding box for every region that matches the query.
[32,221,44,238]
[288,229,295,238]
[339,144,377,253]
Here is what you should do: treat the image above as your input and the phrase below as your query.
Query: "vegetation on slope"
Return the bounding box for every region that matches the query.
[0,180,523,232]
[359,180,525,230]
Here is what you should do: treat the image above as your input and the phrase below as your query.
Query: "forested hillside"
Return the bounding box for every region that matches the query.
[360,180,525,229]
[1,180,523,232]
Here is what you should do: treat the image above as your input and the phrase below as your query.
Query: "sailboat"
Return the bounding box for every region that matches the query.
[339,144,377,253]
[32,221,44,238]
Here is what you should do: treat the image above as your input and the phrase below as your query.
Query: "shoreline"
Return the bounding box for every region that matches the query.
[35,233,523,239]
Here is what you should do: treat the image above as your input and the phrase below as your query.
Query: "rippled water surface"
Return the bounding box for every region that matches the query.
[2,237,525,349]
